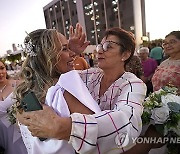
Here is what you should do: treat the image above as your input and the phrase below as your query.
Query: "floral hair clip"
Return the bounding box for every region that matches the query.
[24,31,37,57]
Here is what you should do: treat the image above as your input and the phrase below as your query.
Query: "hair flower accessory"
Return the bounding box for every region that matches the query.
[24,32,37,57]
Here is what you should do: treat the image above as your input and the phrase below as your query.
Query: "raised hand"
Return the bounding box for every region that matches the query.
[68,23,90,54]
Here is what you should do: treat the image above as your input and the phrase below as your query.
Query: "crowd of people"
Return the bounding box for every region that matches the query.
[0,23,179,154]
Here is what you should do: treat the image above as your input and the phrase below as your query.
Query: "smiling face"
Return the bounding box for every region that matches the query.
[97,35,131,70]
[55,33,75,73]
[162,35,180,58]
[0,61,7,83]
[17,29,76,102]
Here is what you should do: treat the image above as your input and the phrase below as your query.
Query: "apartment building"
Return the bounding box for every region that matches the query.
[43,0,146,46]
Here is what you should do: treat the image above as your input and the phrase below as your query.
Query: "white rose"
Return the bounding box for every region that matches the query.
[151,106,170,124]
[161,94,180,106]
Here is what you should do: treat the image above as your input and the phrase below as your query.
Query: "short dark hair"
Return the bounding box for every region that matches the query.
[165,31,180,40]
[104,27,135,64]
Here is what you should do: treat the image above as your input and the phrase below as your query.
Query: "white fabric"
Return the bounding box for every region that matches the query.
[20,70,101,154]
[0,93,27,154]
[0,93,21,142]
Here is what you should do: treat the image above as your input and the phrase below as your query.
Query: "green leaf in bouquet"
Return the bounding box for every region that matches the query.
[166,112,180,128]
[162,85,178,95]
[141,111,151,125]
[162,86,171,92]
[153,93,161,102]
[155,124,164,136]
[147,93,162,108]
[168,102,180,113]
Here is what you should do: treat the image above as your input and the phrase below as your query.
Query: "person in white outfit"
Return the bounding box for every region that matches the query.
[0,60,27,154]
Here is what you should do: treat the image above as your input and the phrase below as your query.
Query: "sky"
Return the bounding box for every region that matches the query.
[0,0,180,56]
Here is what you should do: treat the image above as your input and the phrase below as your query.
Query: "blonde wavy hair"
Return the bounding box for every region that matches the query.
[14,29,63,104]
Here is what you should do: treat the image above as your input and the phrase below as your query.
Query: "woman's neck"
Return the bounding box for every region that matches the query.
[99,68,125,97]
[169,53,180,60]
[0,79,8,88]
[142,57,148,61]
[103,68,125,83]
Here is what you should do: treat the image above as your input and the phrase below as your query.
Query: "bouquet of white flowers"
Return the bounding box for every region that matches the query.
[142,85,180,154]
[7,102,20,125]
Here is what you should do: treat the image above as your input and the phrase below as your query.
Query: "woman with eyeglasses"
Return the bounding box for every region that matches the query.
[17,27,147,154]
[152,31,180,93]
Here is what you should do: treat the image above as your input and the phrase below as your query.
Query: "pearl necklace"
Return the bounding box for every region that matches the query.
[0,85,7,93]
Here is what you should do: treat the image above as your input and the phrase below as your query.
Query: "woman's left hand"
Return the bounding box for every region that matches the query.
[17,105,72,140]
[68,23,90,54]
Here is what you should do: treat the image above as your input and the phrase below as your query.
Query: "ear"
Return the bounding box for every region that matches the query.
[121,51,131,61]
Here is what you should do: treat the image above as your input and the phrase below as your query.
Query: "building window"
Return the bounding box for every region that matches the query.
[65,20,69,25]
[94,2,98,6]
[101,4,104,10]
[63,9,66,14]
[96,21,100,25]
[101,10,105,17]
[113,7,118,12]
[52,21,56,25]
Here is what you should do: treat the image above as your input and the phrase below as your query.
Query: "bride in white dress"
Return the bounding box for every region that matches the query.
[14,27,101,154]
[0,60,27,154]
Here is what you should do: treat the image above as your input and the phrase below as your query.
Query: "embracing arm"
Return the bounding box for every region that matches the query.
[17,106,72,140]
[17,89,94,140]
[67,79,147,153]
[17,79,146,153]
[17,84,94,140]
[64,90,94,114]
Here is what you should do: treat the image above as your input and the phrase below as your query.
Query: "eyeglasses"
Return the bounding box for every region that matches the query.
[162,39,179,48]
[96,41,122,53]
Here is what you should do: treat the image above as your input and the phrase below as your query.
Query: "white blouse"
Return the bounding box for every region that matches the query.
[69,68,146,153]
